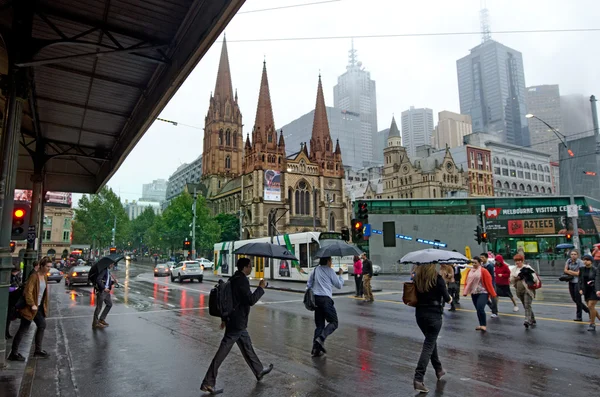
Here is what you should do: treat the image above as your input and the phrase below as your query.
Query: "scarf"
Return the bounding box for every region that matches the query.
[464,266,482,295]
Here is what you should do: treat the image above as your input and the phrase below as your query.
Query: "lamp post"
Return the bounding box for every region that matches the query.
[526,113,580,249]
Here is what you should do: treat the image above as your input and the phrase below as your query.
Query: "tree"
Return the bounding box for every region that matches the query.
[214,213,240,242]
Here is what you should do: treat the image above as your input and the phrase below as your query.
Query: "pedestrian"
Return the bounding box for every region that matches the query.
[463,257,497,332]
[8,257,52,361]
[450,263,463,306]
[353,255,363,298]
[5,266,23,339]
[361,253,374,302]
[412,263,452,393]
[200,258,273,394]
[510,254,539,329]
[579,254,600,331]
[564,250,589,321]
[592,244,600,268]
[307,256,344,357]
[92,262,116,329]
[480,253,499,318]
[439,264,455,311]
[494,255,519,312]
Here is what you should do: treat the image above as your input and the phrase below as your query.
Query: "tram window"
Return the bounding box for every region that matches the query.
[299,244,308,267]
[309,241,319,266]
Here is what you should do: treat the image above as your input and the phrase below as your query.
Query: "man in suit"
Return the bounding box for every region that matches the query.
[201,258,273,394]
[93,263,116,329]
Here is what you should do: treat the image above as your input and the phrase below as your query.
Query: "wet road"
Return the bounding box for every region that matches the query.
[19,263,600,397]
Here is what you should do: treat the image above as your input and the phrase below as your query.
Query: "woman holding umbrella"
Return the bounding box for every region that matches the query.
[463,257,497,332]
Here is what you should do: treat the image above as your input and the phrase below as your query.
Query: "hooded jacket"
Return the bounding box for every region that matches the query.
[19,272,49,321]
[494,255,511,286]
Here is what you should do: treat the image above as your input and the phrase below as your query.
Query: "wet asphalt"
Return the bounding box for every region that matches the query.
[13,262,600,397]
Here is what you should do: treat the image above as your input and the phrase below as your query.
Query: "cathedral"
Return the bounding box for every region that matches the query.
[199,38,348,239]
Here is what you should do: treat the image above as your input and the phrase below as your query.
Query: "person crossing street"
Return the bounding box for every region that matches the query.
[362,253,375,302]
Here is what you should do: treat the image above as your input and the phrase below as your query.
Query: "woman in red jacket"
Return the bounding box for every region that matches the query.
[463,257,497,332]
[494,255,519,312]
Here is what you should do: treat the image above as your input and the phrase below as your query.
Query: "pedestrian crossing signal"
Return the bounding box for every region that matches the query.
[566,233,572,242]
[10,241,16,253]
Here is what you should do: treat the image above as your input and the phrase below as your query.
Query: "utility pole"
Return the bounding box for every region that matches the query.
[192,187,197,259]
[591,95,600,199]
[239,175,243,239]
[111,215,116,247]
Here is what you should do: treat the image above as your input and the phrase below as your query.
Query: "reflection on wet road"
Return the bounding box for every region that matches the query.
[20,262,600,397]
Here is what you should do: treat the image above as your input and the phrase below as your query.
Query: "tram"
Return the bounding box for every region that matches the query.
[213,232,353,281]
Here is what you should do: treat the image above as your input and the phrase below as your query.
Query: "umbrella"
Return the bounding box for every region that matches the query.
[95,253,124,272]
[313,240,362,258]
[556,243,574,249]
[233,242,298,261]
[400,248,469,265]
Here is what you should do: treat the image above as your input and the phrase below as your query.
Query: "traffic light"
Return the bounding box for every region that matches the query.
[11,202,30,240]
[474,226,482,244]
[183,239,191,250]
[481,232,489,243]
[566,233,572,242]
[351,219,364,242]
[10,241,16,253]
[341,228,350,242]
[109,247,116,254]
[357,200,368,224]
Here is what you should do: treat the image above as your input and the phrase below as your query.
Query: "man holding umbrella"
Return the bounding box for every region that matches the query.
[92,254,121,329]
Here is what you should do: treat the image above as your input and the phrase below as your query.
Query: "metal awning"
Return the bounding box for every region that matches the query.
[0,0,245,193]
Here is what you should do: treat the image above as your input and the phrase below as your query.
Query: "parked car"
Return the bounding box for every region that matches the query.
[64,266,92,287]
[47,268,63,283]
[154,264,170,277]
[170,261,203,283]
[198,258,214,270]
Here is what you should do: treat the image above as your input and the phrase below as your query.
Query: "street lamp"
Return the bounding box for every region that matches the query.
[526,113,580,249]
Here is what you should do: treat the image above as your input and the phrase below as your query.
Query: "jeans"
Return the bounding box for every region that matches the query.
[12,310,46,354]
[414,309,443,382]
[569,282,588,319]
[354,274,363,296]
[94,290,113,324]
[487,296,498,315]
[313,295,338,347]
[516,288,535,323]
[363,275,374,301]
[471,293,488,326]
[202,328,264,387]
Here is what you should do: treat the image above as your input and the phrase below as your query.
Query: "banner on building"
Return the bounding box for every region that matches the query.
[508,219,555,235]
[264,170,281,201]
[14,189,72,207]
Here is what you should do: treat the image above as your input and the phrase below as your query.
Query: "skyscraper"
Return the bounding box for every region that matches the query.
[433,111,473,149]
[525,85,563,161]
[401,107,434,158]
[560,94,594,140]
[457,40,530,147]
[141,179,167,202]
[333,42,377,166]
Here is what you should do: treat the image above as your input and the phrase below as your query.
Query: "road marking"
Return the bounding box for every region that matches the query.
[137,275,210,294]
[47,306,209,320]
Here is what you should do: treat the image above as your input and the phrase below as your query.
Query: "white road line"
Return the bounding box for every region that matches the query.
[47,306,209,320]
[137,274,210,294]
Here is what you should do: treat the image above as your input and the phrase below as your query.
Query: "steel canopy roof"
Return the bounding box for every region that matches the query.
[1,0,245,193]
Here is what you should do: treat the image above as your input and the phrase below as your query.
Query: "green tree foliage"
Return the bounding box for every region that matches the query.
[130,206,156,251]
[214,213,240,242]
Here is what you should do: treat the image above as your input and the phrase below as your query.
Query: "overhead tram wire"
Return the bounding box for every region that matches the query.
[226,28,600,43]
[155,117,203,130]
[237,0,342,14]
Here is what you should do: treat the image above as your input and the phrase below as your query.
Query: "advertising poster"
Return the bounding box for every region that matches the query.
[508,219,555,235]
[14,189,72,207]
[264,170,281,201]
[517,241,539,253]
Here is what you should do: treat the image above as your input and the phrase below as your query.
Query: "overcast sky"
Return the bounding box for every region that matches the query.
[75,0,600,205]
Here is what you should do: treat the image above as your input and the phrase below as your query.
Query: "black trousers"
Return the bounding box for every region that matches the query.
[414,308,443,382]
[12,310,46,354]
[313,295,338,349]
[569,282,588,319]
[354,275,363,297]
[93,290,113,323]
[202,328,264,387]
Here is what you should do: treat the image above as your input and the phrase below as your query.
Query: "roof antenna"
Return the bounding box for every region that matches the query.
[480,0,491,43]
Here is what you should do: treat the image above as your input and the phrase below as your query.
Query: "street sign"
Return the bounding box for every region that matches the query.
[28,225,36,232]
[567,204,579,218]
[27,231,36,244]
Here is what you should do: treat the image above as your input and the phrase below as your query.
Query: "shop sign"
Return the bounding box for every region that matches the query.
[486,205,584,218]
[508,219,555,235]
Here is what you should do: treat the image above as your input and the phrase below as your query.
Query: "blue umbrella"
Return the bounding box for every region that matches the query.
[556,243,574,249]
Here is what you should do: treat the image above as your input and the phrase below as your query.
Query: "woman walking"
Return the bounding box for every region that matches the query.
[463,257,496,332]
[579,255,600,331]
[412,263,452,393]
[510,254,539,328]
[353,255,363,298]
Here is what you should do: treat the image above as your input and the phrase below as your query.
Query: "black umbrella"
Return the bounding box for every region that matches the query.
[95,253,124,272]
[233,243,298,261]
[314,240,362,258]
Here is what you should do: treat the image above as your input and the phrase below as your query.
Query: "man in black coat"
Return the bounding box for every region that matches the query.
[201,258,273,394]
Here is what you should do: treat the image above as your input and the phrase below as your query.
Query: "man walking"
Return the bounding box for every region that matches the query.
[564,250,589,321]
[93,262,115,329]
[201,258,273,394]
[362,253,375,302]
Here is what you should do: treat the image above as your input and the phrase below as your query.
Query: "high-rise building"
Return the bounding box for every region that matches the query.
[333,42,377,165]
[141,179,167,202]
[457,40,530,147]
[525,85,563,161]
[560,94,594,140]
[401,107,434,158]
[433,111,473,149]
[372,127,389,165]
[280,107,362,169]
[559,136,600,200]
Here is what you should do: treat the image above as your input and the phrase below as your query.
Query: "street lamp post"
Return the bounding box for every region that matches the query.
[526,113,580,249]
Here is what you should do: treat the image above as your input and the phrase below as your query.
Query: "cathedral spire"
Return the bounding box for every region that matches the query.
[253,61,276,145]
[388,116,400,138]
[310,74,333,159]
[214,36,234,103]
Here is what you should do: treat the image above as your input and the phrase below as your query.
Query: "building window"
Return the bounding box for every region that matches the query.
[524,162,530,169]
[526,185,532,192]
[477,153,482,161]
[226,130,231,146]
[493,157,499,164]
[512,183,517,190]
[518,171,524,178]
[63,231,70,241]
[43,230,51,240]
[504,182,510,189]
[541,187,546,193]
[525,172,531,179]
[233,132,238,148]
[517,161,523,168]
[509,159,515,167]
[219,130,223,145]
[502,168,508,176]
[534,186,539,193]
[501,158,508,165]
[225,156,231,169]
[532,174,538,181]
[295,181,310,215]
[494,167,500,175]
[546,176,551,182]
[268,133,273,143]
[496,181,502,188]
[43,216,52,226]
[510,170,516,177]
[531,164,537,171]
[544,166,550,173]
[539,174,544,180]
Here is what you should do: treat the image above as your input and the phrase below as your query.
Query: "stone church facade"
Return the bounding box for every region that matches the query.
[200,39,347,239]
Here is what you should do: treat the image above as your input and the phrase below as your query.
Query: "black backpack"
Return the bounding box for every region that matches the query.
[209,278,236,318]
[88,264,99,288]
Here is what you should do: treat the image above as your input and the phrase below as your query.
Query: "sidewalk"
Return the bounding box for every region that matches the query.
[202,273,383,296]
[2,319,34,397]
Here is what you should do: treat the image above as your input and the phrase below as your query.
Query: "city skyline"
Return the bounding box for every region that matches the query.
[80,0,598,204]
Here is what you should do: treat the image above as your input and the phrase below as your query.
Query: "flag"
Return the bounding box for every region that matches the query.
[216,242,226,270]
[282,234,306,274]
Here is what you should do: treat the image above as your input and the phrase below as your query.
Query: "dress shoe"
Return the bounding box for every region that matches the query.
[413,380,429,393]
[314,337,327,353]
[256,363,273,381]
[436,368,446,380]
[7,352,25,361]
[34,350,49,358]
[311,348,324,357]
[574,318,583,322]
[99,320,109,326]
[92,322,106,329]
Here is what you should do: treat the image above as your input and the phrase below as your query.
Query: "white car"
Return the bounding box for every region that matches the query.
[198,258,214,270]
[170,261,204,283]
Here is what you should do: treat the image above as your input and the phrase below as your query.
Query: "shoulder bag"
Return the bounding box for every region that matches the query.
[303,267,317,311]
[403,281,418,307]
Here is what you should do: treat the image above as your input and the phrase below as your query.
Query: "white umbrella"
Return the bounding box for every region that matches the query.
[400,249,469,265]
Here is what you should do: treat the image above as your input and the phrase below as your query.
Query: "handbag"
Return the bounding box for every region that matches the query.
[403,281,418,307]
[303,268,317,311]
[558,274,574,282]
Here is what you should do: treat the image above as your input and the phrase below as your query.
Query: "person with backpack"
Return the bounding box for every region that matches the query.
[510,254,540,329]
[412,263,452,393]
[92,263,116,329]
[201,258,273,395]
[5,267,23,340]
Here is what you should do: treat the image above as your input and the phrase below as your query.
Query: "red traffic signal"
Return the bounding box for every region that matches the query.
[11,202,30,240]
[109,247,116,253]
[584,171,597,176]
[10,241,16,253]
[566,233,572,241]
[353,221,363,231]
